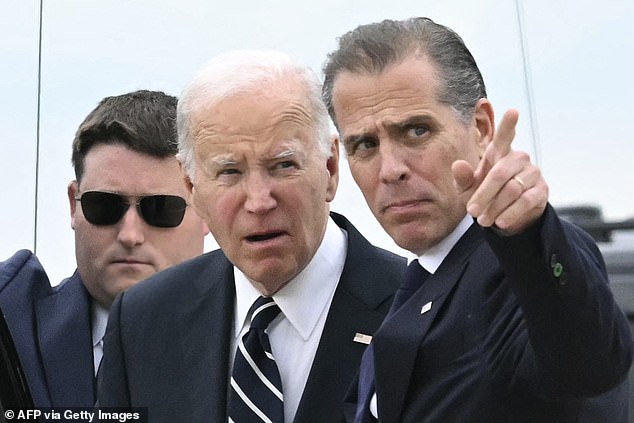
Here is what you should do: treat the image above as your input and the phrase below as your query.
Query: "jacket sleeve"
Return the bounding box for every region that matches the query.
[485,204,633,397]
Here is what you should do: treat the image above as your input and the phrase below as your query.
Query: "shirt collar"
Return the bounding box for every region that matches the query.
[234,216,348,341]
[91,299,110,347]
[410,214,473,273]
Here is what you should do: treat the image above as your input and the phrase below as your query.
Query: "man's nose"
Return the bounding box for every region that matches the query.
[378,141,410,184]
[244,174,278,214]
[116,206,146,246]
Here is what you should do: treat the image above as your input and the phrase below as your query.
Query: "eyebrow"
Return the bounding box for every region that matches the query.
[208,147,297,168]
[342,114,433,145]
[394,115,431,130]
[211,155,238,167]
[272,148,296,160]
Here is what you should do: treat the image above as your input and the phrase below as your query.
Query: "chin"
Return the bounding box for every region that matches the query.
[248,265,298,295]
[114,277,144,292]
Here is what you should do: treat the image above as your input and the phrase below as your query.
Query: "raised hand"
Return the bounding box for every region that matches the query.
[452,109,548,235]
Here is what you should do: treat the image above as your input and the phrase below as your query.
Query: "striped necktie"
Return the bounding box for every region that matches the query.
[230,296,284,423]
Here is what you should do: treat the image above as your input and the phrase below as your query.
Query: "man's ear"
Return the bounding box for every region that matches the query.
[473,98,495,153]
[325,135,340,202]
[68,181,79,230]
[184,173,194,196]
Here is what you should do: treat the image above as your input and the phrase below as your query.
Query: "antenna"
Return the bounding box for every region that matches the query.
[34,0,44,254]
[514,0,542,166]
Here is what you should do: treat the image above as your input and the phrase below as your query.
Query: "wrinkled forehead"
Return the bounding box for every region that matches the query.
[190,82,318,152]
[331,56,442,125]
[190,108,319,177]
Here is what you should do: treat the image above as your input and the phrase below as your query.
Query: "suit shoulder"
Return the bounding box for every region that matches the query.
[119,250,230,307]
[336,214,405,274]
[0,249,52,298]
[369,244,406,266]
[332,214,405,306]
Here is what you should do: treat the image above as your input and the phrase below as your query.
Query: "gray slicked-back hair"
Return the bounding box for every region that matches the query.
[177,50,332,180]
[322,17,487,128]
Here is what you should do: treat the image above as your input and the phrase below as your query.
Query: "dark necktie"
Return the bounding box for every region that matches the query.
[355,259,430,422]
[93,340,103,402]
[230,296,284,423]
[389,259,431,313]
[94,356,102,401]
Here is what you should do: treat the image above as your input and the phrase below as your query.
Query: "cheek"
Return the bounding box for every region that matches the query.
[192,186,219,220]
[74,225,108,263]
[348,161,376,194]
[448,128,480,160]
[193,187,237,241]
[424,142,459,177]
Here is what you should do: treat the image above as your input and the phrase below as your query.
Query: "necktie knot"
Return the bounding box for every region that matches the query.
[249,296,281,330]
[389,259,431,312]
[402,259,430,292]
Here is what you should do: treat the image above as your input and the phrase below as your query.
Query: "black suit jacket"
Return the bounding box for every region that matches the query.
[99,213,405,422]
[0,250,96,409]
[353,206,632,422]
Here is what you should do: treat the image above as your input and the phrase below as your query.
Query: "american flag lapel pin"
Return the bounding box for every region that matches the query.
[353,332,372,345]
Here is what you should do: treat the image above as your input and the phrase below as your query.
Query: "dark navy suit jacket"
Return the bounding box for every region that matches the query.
[99,213,405,423]
[0,250,96,409]
[351,206,632,422]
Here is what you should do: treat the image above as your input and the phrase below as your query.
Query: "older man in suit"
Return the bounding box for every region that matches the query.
[98,50,404,423]
[0,90,208,411]
[322,17,632,422]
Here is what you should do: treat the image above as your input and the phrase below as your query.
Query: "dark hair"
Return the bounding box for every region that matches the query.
[322,17,487,128]
[71,90,178,181]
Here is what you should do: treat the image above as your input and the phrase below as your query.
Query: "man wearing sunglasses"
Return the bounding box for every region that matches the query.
[99,51,405,423]
[0,90,208,410]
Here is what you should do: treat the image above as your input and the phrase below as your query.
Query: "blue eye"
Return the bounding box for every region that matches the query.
[219,168,241,175]
[276,161,294,169]
[270,160,300,175]
[408,126,428,137]
[358,139,378,151]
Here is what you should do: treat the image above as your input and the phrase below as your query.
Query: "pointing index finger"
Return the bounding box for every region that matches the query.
[491,109,519,158]
[467,109,520,218]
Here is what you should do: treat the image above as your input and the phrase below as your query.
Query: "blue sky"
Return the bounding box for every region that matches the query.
[2,0,633,283]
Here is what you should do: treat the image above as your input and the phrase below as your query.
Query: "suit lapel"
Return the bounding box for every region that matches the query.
[294,213,403,423]
[374,224,484,422]
[294,287,387,422]
[35,274,95,407]
[176,254,235,422]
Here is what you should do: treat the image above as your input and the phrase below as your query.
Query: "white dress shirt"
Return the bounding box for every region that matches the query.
[369,214,473,418]
[232,217,348,422]
[91,300,109,377]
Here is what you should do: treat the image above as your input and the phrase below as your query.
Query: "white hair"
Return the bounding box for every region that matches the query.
[177,50,332,180]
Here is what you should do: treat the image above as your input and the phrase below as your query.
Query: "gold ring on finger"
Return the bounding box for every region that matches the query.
[513,175,526,191]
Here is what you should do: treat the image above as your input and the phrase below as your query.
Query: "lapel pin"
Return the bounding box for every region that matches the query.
[421,301,433,315]
[353,333,372,345]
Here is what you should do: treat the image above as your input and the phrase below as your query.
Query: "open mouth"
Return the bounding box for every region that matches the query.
[246,232,284,242]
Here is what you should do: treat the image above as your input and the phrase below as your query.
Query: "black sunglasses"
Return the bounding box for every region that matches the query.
[75,191,187,228]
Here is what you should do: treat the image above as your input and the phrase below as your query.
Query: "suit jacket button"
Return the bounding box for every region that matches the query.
[550,254,566,284]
